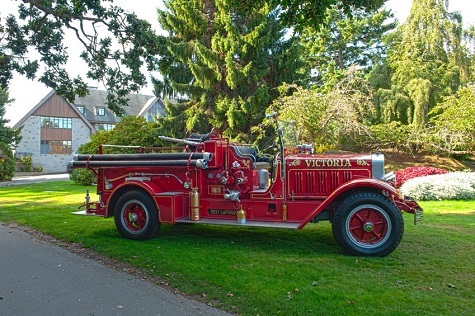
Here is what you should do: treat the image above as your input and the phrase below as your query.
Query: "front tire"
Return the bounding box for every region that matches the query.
[332,192,404,256]
[114,190,160,240]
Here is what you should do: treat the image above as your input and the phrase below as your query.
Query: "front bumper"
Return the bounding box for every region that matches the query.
[394,197,424,225]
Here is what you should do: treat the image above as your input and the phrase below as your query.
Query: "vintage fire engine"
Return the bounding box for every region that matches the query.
[69,114,423,256]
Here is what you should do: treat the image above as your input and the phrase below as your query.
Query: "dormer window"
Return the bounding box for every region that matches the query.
[77,106,85,114]
[95,107,105,116]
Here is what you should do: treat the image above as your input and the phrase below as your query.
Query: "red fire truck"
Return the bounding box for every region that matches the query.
[69,114,423,256]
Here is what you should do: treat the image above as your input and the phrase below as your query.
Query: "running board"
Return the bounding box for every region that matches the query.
[175,218,300,229]
[71,210,103,216]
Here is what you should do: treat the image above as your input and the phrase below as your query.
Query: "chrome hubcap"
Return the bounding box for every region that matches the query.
[363,222,374,232]
[130,213,138,222]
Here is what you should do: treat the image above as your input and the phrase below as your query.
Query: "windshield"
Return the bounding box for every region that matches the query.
[279,120,298,148]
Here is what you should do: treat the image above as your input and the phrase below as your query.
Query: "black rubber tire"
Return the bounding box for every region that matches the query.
[114,190,160,240]
[332,192,404,256]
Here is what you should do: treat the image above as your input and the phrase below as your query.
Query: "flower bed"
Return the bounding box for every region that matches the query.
[400,172,475,200]
[394,166,448,188]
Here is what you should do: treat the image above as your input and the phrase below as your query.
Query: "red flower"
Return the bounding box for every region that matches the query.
[394,166,448,188]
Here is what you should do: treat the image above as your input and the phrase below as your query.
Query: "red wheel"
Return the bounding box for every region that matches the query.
[114,190,159,240]
[346,204,391,248]
[332,192,403,256]
[121,200,149,233]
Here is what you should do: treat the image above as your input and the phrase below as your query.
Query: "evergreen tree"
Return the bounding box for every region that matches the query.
[301,4,396,90]
[371,0,466,128]
[0,88,21,181]
[154,0,307,142]
[0,89,21,146]
[234,0,385,30]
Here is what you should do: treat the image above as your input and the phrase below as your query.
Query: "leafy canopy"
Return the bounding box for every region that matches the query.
[276,68,375,151]
[1,0,385,117]
[429,87,475,154]
[300,3,396,90]
[371,0,465,128]
[1,0,162,115]
[78,116,159,154]
[237,0,385,30]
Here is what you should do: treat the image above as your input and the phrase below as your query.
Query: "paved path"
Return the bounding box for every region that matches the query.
[0,173,70,186]
[0,223,231,316]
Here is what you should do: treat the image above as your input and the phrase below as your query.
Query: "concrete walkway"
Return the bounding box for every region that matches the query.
[0,173,70,186]
[0,175,232,316]
[0,223,231,316]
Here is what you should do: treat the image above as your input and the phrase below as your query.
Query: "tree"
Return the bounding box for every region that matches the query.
[463,25,475,82]
[0,88,21,181]
[429,87,475,154]
[1,0,162,115]
[154,0,307,142]
[276,68,375,151]
[0,88,21,146]
[371,0,466,128]
[72,115,161,184]
[78,116,159,154]
[235,0,385,30]
[300,3,396,90]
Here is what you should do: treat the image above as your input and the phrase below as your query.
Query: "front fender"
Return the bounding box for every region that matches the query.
[297,178,409,229]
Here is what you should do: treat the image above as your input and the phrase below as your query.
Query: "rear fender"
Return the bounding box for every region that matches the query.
[297,178,401,229]
[105,180,162,218]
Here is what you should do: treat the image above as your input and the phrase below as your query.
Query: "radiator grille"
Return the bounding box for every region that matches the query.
[291,170,353,197]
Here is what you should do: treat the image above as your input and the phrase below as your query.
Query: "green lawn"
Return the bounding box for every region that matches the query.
[1,181,474,315]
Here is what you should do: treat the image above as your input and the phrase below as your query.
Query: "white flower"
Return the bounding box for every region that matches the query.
[400,172,475,201]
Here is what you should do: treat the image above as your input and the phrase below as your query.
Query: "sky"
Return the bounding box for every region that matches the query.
[3,0,475,126]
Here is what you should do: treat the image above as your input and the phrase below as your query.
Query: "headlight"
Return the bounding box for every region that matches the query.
[383,171,395,183]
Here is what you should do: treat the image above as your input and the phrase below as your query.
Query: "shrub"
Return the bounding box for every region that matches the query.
[366,122,412,153]
[394,166,448,188]
[0,142,15,181]
[400,172,475,201]
[33,166,43,172]
[69,169,96,185]
[18,155,33,172]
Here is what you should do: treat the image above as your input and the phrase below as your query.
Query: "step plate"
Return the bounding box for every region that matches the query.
[175,218,300,229]
[71,210,102,216]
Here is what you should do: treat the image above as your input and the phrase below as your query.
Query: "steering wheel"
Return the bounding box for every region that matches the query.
[210,127,222,138]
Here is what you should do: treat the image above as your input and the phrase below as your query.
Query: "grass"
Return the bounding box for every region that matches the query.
[1,181,474,315]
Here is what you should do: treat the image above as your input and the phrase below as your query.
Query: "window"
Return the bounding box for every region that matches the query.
[40,140,72,155]
[77,106,85,114]
[95,123,115,131]
[146,103,163,122]
[95,107,105,116]
[40,117,72,129]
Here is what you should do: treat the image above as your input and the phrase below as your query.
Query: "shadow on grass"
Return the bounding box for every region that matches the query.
[83,221,342,259]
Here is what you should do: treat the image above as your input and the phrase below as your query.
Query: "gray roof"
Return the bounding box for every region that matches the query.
[13,89,166,129]
[74,89,163,123]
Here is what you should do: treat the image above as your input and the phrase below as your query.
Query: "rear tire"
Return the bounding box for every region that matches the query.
[332,192,404,256]
[114,190,160,240]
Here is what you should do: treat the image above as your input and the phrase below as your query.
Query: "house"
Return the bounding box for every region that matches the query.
[13,88,166,173]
